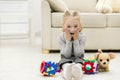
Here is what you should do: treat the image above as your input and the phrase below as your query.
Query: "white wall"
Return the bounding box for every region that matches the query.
[29,0,41,36]
[0,0,41,36]
[0,0,29,35]
[0,1,28,13]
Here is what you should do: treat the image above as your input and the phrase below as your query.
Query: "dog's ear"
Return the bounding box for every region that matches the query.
[98,49,103,53]
[94,49,103,60]
[94,53,100,60]
[64,10,71,17]
[109,53,116,59]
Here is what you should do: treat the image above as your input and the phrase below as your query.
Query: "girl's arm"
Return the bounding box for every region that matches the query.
[58,34,72,58]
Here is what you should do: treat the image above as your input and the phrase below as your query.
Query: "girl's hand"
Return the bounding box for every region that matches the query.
[73,28,80,40]
[64,28,71,41]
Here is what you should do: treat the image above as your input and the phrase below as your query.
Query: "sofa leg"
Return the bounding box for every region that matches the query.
[42,50,60,53]
[43,50,50,53]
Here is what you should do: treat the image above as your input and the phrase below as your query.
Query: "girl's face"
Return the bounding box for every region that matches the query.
[64,17,80,34]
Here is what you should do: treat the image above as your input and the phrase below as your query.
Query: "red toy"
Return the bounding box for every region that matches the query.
[82,58,99,74]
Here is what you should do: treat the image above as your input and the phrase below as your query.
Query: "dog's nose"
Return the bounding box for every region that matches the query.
[103,62,106,64]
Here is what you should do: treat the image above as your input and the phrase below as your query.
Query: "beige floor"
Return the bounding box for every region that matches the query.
[0,39,120,80]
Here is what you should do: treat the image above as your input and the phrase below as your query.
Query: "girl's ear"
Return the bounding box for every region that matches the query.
[79,23,82,32]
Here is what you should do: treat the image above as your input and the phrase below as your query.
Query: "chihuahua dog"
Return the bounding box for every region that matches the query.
[94,49,116,72]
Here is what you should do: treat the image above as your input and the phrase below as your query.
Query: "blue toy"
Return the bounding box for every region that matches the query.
[40,61,57,76]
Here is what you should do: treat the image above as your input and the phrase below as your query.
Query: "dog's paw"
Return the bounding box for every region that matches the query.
[105,68,109,72]
[99,68,105,72]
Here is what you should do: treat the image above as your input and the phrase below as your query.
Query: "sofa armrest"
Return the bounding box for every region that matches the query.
[41,0,52,51]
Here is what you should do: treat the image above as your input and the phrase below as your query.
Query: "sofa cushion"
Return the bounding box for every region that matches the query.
[47,0,68,12]
[107,13,120,27]
[64,0,97,12]
[51,13,106,28]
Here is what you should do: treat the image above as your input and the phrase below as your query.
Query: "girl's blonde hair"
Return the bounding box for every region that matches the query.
[62,10,82,32]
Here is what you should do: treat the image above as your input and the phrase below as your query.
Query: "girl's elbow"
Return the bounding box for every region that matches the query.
[61,51,71,58]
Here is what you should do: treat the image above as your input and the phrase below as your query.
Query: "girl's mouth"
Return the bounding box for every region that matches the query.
[70,33,74,35]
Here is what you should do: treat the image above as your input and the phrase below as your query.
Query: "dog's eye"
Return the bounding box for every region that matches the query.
[100,59,102,62]
[107,59,109,62]
[67,25,71,28]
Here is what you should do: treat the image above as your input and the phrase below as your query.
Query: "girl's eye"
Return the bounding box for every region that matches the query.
[74,25,77,28]
[67,25,71,28]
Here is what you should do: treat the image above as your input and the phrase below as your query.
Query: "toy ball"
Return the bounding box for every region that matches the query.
[82,57,99,74]
[40,61,57,76]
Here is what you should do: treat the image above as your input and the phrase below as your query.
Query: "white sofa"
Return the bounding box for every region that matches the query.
[41,0,120,52]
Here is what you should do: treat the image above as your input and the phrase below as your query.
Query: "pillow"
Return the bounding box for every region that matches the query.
[47,0,68,12]
[111,0,120,12]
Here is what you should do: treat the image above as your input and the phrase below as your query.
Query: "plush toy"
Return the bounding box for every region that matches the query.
[40,61,57,76]
[82,57,99,74]
[96,0,120,13]
[94,49,116,72]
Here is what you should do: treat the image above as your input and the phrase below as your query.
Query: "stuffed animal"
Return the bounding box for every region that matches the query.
[94,49,116,72]
[96,0,120,13]
[82,57,99,74]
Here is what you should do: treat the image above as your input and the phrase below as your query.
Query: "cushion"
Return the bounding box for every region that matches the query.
[64,0,97,12]
[47,0,68,12]
[107,13,120,27]
[51,13,106,28]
